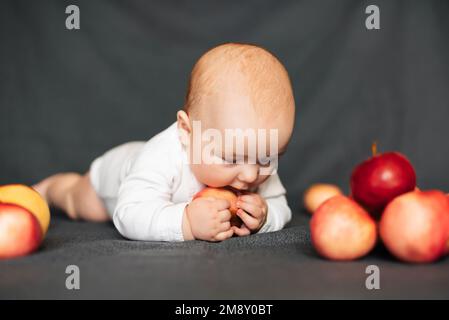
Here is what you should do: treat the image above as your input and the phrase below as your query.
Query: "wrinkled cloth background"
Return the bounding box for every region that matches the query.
[1,0,448,299]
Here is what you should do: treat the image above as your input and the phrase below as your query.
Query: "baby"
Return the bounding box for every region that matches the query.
[33,43,296,242]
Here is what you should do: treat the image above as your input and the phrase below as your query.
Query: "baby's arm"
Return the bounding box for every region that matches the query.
[258,194,292,233]
[113,142,234,242]
[113,144,188,242]
[254,173,292,233]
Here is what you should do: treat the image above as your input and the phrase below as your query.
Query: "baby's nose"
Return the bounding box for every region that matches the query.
[238,164,259,183]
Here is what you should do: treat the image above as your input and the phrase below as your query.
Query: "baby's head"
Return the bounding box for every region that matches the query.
[177,43,295,191]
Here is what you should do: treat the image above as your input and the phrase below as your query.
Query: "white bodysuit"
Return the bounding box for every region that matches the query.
[89,122,292,242]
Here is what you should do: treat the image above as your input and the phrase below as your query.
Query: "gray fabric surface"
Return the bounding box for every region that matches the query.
[2,200,449,299]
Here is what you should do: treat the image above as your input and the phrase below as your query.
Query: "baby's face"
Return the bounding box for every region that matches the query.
[181,85,294,191]
[189,133,287,191]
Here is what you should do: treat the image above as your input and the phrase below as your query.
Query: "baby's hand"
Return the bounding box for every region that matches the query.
[185,197,234,242]
[233,193,268,236]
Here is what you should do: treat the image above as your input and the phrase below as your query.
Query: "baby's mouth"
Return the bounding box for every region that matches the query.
[225,185,245,194]
[227,184,254,194]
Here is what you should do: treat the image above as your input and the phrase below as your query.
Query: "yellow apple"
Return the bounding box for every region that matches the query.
[0,184,50,235]
[303,183,343,214]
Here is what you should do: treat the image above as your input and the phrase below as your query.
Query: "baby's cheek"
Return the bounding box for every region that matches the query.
[209,166,236,185]
[193,163,236,187]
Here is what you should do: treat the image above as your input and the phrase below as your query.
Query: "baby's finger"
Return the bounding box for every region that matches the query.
[237,209,260,230]
[213,198,231,210]
[213,228,234,242]
[237,201,261,218]
[218,209,231,222]
[218,221,231,232]
[232,225,251,237]
[239,194,262,205]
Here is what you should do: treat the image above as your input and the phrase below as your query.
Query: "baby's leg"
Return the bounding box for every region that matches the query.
[33,172,109,222]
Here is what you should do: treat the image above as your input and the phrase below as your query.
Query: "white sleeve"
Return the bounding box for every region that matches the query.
[256,173,292,233]
[113,142,187,242]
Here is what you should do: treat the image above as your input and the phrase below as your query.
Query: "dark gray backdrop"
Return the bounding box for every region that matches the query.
[1,0,448,195]
[1,0,449,299]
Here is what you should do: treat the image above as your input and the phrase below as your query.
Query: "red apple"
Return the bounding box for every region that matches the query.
[447,193,449,254]
[350,147,416,217]
[310,195,377,261]
[380,190,449,263]
[0,203,42,259]
[193,187,243,227]
[303,183,343,214]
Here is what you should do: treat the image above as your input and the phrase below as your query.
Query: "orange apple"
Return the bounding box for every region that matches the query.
[303,183,343,214]
[193,187,242,227]
[0,203,42,259]
[310,195,377,261]
[380,190,449,263]
[0,184,50,235]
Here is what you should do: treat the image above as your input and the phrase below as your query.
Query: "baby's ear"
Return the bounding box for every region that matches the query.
[177,110,191,146]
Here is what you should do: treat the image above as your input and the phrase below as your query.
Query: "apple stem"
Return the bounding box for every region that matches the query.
[372,141,378,156]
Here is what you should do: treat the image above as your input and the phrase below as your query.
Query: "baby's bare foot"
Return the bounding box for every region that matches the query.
[32,177,52,202]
